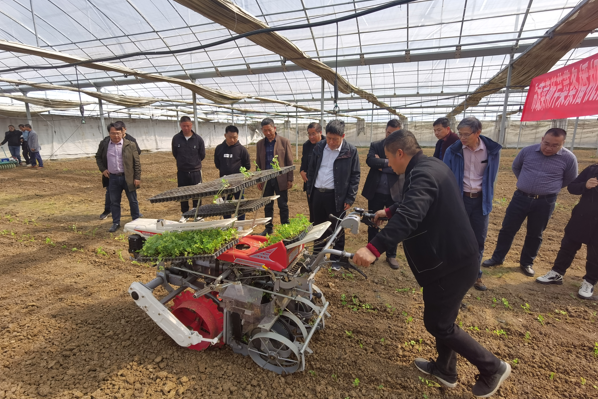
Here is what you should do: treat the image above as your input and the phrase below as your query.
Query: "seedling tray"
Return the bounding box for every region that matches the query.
[182,197,273,218]
[149,166,295,204]
[282,225,313,246]
[136,238,239,263]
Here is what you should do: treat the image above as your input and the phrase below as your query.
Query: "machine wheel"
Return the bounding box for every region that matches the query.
[171,291,224,351]
[248,330,301,375]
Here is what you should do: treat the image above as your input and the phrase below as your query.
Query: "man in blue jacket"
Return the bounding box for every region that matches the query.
[444,117,501,291]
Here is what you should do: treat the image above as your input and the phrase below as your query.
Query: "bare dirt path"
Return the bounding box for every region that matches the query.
[1,147,597,399]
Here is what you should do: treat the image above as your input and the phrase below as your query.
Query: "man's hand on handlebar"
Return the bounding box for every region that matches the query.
[353,247,377,268]
[373,209,388,227]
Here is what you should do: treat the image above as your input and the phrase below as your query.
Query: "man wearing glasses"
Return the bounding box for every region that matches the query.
[482,128,577,277]
[443,117,502,291]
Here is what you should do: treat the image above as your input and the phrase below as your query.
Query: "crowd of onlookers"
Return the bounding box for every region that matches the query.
[1,123,43,168]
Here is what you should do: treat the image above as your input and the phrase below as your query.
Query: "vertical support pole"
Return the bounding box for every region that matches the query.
[231,105,234,124]
[30,0,40,48]
[295,109,299,161]
[516,121,523,150]
[320,78,325,127]
[98,89,106,138]
[23,92,32,125]
[499,53,514,145]
[571,117,579,151]
[244,116,248,146]
[192,83,199,135]
[369,103,374,143]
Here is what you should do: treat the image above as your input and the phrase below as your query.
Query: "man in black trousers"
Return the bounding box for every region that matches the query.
[172,116,205,222]
[300,122,325,221]
[362,119,403,269]
[307,120,360,270]
[353,130,510,398]
[99,121,141,220]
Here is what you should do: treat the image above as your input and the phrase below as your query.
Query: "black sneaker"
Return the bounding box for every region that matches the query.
[108,223,120,233]
[99,211,110,220]
[258,228,273,236]
[482,258,502,267]
[414,358,457,388]
[472,361,511,398]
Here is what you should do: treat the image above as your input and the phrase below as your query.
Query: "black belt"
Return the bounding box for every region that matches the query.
[463,191,481,198]
[517,189,556,200]
[110,173,124,176]
[316,188,334,193]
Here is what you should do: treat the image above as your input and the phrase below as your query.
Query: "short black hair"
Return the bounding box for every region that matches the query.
[386,119,402,129]
[325,119,345,136]
[384,129,421,156]
[261,118,275,128]
[457,116,482,133]
[8,125,14,128]
[225,125,239,134]
[545,128,567,139]
[24,124,32,128]
[18,124,25,128]
[180,116,192,123]
[107,122,125,132]
[433,117,450,128]
[307,122,322,132]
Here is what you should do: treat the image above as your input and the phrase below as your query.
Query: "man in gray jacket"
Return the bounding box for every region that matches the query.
[24,124,43,168]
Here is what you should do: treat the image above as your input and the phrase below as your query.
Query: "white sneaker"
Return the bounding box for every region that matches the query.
[578,279,595,300]
[536,270,564,285]
[179,216,188,223]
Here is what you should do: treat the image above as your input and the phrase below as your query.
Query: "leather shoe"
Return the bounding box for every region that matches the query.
[474,278,487,291]
[482,258,503,267]
[108,223,120,233]
[258,228,273,236]
[99,211,110,220]
[520,264,535,277]
[387,257,400,270]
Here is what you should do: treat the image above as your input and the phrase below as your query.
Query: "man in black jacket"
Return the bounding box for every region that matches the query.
[300,122,325,221]
[99,121,141,220]
[353,130,510,398]
[307,120,360,270]
[214,125,251,220]
[362,119,403,269]
[172,116,206,222]
[1,125,22,165]
[536,164,598,299]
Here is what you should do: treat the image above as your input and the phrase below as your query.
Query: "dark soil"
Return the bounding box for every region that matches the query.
[1,146,597,399]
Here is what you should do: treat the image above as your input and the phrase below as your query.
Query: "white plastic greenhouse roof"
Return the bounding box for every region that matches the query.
[0,0,597,123]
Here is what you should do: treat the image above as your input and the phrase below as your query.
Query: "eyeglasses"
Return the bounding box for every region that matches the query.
[109,131,123,135]
[458,132,475,138]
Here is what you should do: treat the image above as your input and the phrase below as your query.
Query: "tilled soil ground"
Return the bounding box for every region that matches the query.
[1,146,598,399]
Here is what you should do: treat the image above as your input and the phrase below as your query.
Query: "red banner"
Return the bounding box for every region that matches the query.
[521,52,598,121]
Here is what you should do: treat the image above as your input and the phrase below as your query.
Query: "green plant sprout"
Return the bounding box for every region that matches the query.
[537,314,545,326]
[593,342,598,358]
[550,372,555,380]
[501,298,512,309]
[406,316,414,324]
[581,377,586,385]
[512,358,519,364]
[395,288,409,293]
[493,329,508,338]
[213,178,230,204]
[521,303,531,313]
[239,166,252,179]
[270,155,281,171]
[555,309,567,316]
[377,384,384,390]
[45,237,55,246]
[345,330,353,338]
[340,294,347,306]
[353,378,360,387]
[308,370,316,377]
[525,331,531,341]
[96,247,108,257]
[253,160,261,171]
[118,251,125,262]
[380,338,385,344]
[419,376,440,388]
[469,326,480,332]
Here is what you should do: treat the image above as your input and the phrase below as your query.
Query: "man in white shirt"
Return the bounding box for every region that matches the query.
[306,120,360,270]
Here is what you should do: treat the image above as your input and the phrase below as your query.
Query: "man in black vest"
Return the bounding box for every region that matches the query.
[172,116,206,222]
[353,130,510,398]
[362,119,403,269]
[99,121,141,220]
[300,122,325,221]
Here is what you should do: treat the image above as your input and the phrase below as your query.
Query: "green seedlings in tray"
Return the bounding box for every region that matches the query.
[239,166,252,179]
[270,155,281,171]
[140,228,238,260]
[213,178,230,204]
[261,214,310,247]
